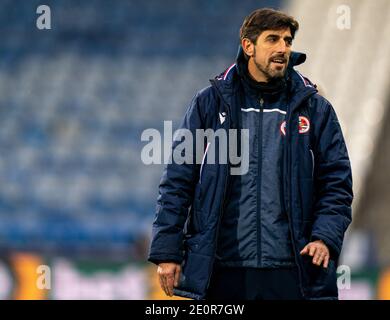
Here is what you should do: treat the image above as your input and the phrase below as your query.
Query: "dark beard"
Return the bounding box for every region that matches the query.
[253,47,286,81]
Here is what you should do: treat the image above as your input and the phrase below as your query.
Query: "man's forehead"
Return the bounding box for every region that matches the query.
[261,28,292,37]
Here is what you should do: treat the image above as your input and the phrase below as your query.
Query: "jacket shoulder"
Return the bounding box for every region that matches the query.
[191,85,220,119]
[307,93,339,122]
[196,85,217,104]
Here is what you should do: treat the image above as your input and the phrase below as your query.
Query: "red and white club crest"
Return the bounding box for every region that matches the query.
[280,116,310,136]
[298,116,310,134]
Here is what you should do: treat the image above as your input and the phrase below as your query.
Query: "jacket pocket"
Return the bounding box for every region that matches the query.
[193,173,214,232]
[302,255,338,299]
[177,249,213,297]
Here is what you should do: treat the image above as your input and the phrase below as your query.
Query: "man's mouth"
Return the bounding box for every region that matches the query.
[270,57,286,66]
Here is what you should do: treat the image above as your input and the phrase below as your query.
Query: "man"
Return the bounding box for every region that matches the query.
[148,8,353,300]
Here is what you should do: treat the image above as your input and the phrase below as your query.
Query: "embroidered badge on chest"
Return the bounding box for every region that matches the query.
[279,116,310,136]
[298,116,310,134]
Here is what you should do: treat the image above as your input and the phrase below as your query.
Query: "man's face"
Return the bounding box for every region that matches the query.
[244,28,293,81]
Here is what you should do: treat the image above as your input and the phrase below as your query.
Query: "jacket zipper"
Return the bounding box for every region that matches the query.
[284,91,317,299]
[284,110,306,299]
[257,97,264,267]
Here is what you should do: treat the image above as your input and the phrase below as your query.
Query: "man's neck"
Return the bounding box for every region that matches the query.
[240,59,286,96]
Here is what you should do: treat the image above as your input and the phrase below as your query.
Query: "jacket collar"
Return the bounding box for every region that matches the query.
[210,46,317,117]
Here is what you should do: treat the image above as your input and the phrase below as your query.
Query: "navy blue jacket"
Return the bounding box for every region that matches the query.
[215,53,295,268]
[148,50,353,300]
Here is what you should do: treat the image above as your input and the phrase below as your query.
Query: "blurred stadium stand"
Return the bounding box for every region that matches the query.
[0,0,282,258]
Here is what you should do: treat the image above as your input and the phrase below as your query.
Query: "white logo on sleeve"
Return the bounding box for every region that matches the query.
[219,112,226,124]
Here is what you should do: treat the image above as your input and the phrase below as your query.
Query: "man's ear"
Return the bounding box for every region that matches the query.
[241,38,255,57]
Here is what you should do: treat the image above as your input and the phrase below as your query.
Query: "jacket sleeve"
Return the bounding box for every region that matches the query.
[311,99,353,259]
[147,93,205,265]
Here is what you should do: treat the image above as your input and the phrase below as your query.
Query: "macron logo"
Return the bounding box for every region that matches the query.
[219,112,226,124]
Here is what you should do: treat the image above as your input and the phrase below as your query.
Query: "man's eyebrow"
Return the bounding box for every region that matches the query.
[265,34,280,39]
[264,34,293,42]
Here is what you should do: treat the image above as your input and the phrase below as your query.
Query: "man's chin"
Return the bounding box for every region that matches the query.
[267,70,286,80]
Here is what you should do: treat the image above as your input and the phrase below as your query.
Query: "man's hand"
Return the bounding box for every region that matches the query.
[300,240,330,268]
[157,262,181,297]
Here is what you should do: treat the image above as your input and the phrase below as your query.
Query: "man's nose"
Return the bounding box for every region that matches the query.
[276,39,287,53]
